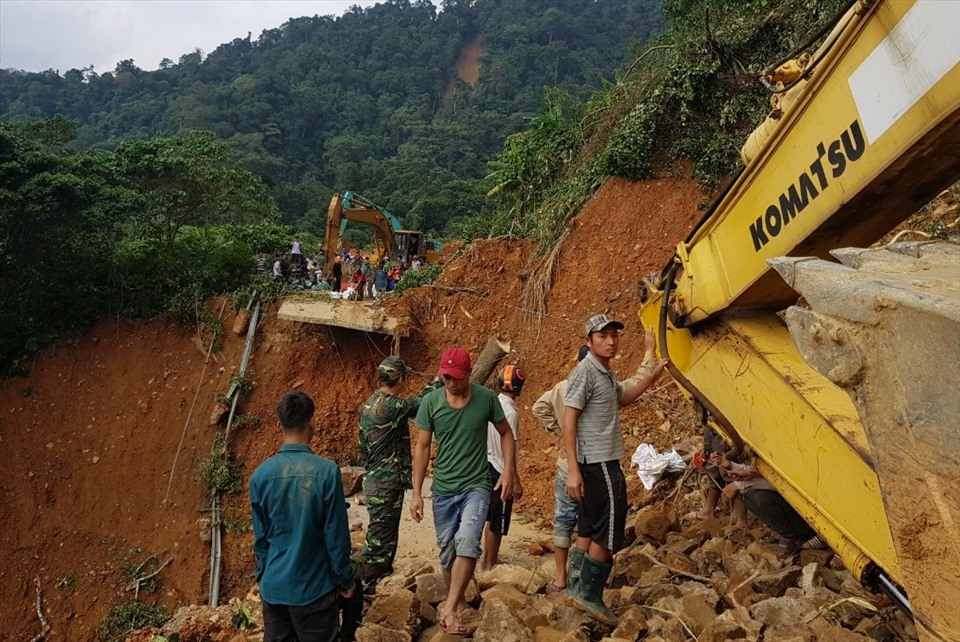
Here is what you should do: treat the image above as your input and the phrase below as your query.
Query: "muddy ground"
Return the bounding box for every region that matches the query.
[3,174,952,640]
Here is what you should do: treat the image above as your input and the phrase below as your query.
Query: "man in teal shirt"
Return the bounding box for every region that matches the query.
[411,347,521,636]
[251,391,356,642]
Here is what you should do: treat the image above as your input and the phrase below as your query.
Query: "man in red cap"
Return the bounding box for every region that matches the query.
[411,347,521,636]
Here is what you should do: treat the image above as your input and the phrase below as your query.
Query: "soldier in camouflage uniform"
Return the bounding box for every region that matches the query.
[358,355,441,591]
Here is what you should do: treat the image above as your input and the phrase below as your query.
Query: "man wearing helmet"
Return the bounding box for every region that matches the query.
[480,364,526,570]
[357,355,441,593]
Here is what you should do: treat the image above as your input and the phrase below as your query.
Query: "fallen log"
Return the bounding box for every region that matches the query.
[470,334,510,386]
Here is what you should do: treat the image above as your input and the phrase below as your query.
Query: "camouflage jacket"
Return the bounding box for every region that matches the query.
[358,383,437,488]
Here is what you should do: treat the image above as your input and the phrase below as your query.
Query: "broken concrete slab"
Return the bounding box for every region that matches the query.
[278,297,408,336]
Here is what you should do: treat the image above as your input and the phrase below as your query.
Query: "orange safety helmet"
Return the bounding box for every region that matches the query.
[497,364,525,393]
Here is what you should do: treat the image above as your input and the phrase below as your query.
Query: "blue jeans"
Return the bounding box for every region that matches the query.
[554,464,578,548]
[432,488,490,570]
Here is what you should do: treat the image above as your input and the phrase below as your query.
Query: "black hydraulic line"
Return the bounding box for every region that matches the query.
[657,263,742,449]
[862,564,914,618]
[876,572,912,616]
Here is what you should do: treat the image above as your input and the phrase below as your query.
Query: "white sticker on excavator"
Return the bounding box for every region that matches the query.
[848,0,960,144]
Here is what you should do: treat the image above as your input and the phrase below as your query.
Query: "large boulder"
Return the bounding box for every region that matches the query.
[751,565,802,597]
[341,465,366,496]
[662,551,697,575]
[356,622,413,642]
[480,582,529,613]
[698,621,749,642]
[474,597,533,642]
[632,507,674,543]
[749,596,818,628]
[533,626,568,642]
[477,564,547,594]
[691,537,737,576]
[612,548,655,585]
[652,592,718,635]
[611,605,648,640]
[365,589,420,635]
[415,573,449,605]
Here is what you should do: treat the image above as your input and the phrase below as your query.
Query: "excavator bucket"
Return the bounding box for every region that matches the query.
[770,242,960,642]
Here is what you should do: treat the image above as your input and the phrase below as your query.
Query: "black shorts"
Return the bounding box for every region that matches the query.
[576,460,627,553]
[487,463,513,536]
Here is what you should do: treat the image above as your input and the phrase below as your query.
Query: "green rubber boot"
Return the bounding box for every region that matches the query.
[565,547,586,599]
[571,554,617,625]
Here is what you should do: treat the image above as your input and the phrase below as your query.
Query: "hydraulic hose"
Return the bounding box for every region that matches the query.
[656,262,742,450]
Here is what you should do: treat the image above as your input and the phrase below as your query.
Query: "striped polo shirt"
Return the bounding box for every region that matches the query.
[564,351,624,464]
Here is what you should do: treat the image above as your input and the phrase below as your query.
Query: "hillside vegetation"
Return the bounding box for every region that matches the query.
[478,0,853,253]
[0,0,858,374]
[0,0,663,231]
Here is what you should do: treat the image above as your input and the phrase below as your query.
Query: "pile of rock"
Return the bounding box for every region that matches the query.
[354,504,917,642]
[129,496,919,642]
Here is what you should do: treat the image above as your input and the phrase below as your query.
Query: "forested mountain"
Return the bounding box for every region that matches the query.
[0,0,663,232]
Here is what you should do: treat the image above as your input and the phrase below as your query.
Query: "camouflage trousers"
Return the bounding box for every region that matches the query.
[361,477,405,585]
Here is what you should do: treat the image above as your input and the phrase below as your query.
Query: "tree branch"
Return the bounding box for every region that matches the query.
[29,577,50,642]
[126,557,173,601]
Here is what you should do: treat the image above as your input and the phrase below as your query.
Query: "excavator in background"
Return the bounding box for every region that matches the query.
[322,191,440,279]
[638,2,959,640]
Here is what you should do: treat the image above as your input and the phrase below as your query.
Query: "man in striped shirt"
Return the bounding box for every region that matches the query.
[562,314,668,623]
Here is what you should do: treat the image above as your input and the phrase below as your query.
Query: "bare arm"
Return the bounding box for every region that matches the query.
[620,327,668,405]
[492,417,520,500]
[620,327,658,389]
[619,358,669,406]
[561,406,584,501]
[409,428,432,522]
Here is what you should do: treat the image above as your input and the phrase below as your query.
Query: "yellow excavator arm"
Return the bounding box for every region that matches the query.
[322,191,439,279]
[668,0,959,326]
[638,2,959,640]
[322,192,395,278]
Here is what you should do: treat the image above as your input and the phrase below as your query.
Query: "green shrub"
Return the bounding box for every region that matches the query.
[394,264,443,295]
[96,600,169,641]
[200,434,244,494]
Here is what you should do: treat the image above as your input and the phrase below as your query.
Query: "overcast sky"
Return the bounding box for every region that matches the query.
[0,1,381,74]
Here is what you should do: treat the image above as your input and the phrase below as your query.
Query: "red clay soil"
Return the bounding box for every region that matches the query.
[456,36,482,86]
[443,35,483,105]
[0,175,705,640]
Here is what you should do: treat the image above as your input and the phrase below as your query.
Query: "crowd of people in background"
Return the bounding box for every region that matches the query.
[254,236,424,300]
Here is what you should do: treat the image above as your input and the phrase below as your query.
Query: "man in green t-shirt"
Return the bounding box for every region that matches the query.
[411,347,521,636]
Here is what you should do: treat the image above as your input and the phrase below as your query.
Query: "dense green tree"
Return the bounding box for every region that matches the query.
[114,130,278,250]
[0,1,665,233]
[0,119,286,373]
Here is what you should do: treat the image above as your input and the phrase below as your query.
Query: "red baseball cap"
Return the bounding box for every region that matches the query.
[439,347,471,380]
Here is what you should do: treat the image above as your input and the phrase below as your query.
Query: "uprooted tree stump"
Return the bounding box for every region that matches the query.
[470,334,510,386]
